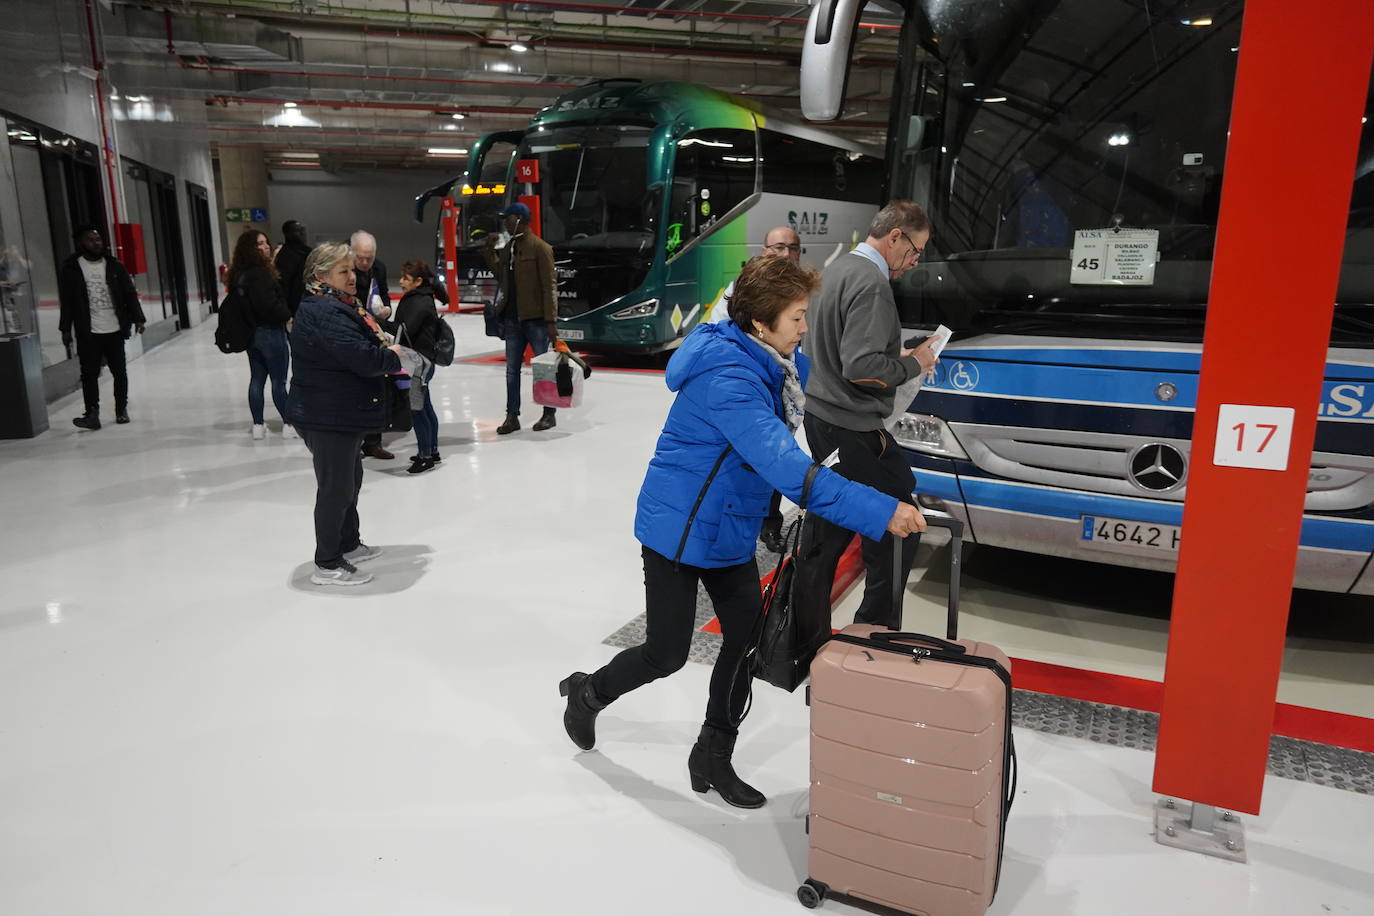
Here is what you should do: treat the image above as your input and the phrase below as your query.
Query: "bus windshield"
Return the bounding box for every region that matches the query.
[516,124,658,251]
[899,0,1374,345]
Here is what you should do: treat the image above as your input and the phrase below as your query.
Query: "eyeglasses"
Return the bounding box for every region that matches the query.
[763,243,802,254]
[900,232,924,262]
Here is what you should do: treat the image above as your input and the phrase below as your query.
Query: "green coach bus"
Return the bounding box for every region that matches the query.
[418,79,884,353]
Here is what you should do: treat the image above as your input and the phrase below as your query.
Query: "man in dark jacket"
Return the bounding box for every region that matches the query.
[482,202,559,435]
[801,201,939,629]
[351,229,395,459]
[273,220,311,316]
[58,225,146,430]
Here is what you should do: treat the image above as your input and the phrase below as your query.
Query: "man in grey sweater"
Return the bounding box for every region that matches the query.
[801,201,939,629]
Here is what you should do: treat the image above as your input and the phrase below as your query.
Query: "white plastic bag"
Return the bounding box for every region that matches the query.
[532,350,585,408]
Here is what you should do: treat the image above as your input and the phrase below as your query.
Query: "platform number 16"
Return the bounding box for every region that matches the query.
[1213,404,1295,472]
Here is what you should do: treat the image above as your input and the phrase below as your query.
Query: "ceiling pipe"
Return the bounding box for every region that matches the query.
[152,0,899,59]
[207,95,538,116]
[431,0,898,30]
[181,62,582,93]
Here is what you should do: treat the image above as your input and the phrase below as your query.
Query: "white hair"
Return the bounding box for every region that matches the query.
[349,230,377,251]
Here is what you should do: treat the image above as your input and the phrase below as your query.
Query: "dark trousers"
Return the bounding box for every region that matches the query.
[412,364,439,457]
[300,429,365,568]
[591,546,762,734]
[502,316,551,414]
[76,331,128,415]
[246,326,290,424]
[803,413,920,630]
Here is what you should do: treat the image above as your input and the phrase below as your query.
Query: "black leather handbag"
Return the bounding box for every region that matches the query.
[749,463,830,693]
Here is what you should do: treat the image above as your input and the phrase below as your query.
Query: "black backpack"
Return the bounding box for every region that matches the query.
[432,315,455,367]
[214,284,255,354]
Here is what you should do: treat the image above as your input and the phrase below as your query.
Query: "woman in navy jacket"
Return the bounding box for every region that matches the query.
[560,257,927,808]
[287,242,404,587]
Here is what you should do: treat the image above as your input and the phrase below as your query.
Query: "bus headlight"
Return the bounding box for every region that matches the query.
[892,413,968,459]
[610,298,659,320]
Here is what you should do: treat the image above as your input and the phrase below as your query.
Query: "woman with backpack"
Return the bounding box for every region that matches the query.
[393,260,444,474]
[227,229,295,439]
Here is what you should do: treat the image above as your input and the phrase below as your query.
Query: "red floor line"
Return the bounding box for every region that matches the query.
[700,534,1374,753]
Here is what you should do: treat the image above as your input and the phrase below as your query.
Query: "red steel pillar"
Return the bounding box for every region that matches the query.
[1153,0,1374,813]
[440,196,460,312]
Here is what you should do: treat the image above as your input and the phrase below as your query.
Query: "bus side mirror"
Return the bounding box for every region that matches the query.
[801,0,866,121]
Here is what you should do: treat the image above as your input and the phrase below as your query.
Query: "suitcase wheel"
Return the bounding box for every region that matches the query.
[797,879,827,909]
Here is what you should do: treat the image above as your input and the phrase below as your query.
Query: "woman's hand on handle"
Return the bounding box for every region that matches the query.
[886,502,927,538]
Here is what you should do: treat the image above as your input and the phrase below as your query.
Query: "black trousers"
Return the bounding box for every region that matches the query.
[803,413,920,630]
[591,546,762,734]
[76,331,128,415]
[300,429,365,568]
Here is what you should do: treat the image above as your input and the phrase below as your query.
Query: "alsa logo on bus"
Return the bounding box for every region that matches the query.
[788,211,829,236]
[1321,383,1374,418]
[557,97,622,112]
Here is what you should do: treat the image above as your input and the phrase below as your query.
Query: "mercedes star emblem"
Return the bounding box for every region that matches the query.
[1129,443,1187,492]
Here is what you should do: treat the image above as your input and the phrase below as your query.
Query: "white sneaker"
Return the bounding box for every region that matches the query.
[310,561,373,586]
[343,543,383,564]
[251,424,266,440]
[283,424,299,439]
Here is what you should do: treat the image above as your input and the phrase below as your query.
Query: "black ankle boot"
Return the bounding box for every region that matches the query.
[688,724,766,808]
[532,407,557,431]
[559,672,609,750]
[497,413,520,435]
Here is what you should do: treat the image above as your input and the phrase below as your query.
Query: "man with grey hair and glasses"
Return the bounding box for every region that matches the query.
[800,200,940,629]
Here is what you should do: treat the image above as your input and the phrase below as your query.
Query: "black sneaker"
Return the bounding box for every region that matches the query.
[73,413,101,431]
[410,451,442,463]
[115,410,130,424]
[406,456,437,474]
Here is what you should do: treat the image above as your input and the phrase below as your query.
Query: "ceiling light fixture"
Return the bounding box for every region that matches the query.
[451,112,466,120]
[1107,133,1131,147]
[283,101,298,108]
[427,147,469,156]
[444,124,458,131]
[279,151,319,159]
[977,97,1008,103]
[510,41,528,53]
[490,62,514,73]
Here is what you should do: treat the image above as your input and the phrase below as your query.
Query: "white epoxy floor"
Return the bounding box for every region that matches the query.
[1,319,1371,915]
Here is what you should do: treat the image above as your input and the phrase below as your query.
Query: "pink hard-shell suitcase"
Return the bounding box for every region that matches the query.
[799,516,1016,914]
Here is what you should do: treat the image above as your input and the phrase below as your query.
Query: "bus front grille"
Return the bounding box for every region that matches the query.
[949,422,1374,511]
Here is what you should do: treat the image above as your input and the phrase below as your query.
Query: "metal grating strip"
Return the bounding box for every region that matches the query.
[603,615,1374,795]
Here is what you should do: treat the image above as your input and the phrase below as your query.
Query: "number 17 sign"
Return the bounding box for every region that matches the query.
[1212,403,1295,471]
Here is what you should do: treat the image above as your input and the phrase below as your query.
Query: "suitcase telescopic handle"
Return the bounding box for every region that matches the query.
[867,631,967,654]
[894,510,963,640]
[921,514,965,539]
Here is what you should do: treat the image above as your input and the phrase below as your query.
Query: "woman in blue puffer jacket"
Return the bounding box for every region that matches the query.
[287,241,404,588]
[559,256,926,808]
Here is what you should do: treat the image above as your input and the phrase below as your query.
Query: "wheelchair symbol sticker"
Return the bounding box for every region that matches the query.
[948,360,979,390]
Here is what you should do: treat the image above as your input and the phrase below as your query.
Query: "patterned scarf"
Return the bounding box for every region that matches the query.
[307,278,389,345]
[748,334,805,432]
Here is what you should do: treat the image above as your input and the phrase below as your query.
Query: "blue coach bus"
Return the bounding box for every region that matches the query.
[803,0,1374,594]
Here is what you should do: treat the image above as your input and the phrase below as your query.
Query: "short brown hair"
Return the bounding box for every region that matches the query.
[867,200,930,239]
[728,256,820,331]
